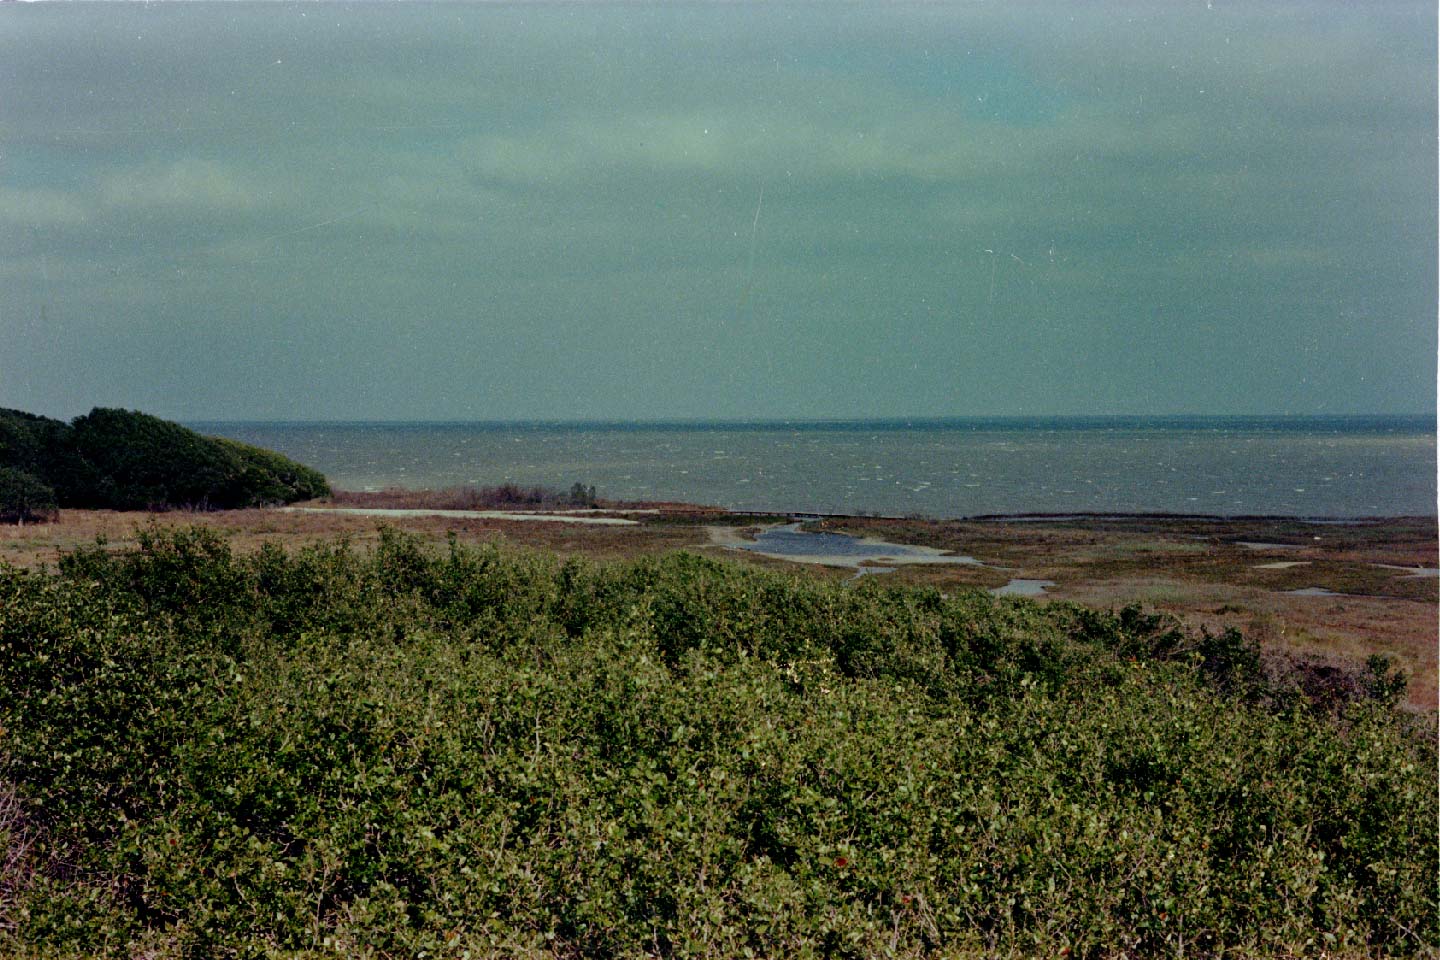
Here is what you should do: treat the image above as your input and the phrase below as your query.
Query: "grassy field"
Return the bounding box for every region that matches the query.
[0,523,1434,957]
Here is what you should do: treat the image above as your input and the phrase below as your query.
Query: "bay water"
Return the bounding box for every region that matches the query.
[193,417,1436,519]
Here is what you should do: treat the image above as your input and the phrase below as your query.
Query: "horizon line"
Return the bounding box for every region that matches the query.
[182,412,1440,427]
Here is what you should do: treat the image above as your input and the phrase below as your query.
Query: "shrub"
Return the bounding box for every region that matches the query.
[1363,653,1409,707]
[0,530,1433,957]
[213,437,331,504]
[0,467,57,524]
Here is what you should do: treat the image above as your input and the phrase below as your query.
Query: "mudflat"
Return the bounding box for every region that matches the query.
[3,505,1434,711]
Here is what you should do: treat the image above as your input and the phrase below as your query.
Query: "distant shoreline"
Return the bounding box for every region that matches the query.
[310,494,1438,525]
[186,413,1439,432]
[721,508,1435,524]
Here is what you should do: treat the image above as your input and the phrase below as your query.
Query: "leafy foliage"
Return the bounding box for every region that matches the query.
[210,436,331,505]
[0,529,1433,957]
[0,407,329,516]
[0,410,55,477]
[0,468,57,524]
[0,409,94,505]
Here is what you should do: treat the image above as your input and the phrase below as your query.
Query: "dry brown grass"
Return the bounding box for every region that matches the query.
[0,508,714,569]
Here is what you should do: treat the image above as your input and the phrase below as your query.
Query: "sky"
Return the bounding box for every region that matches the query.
[1,1,1435,422]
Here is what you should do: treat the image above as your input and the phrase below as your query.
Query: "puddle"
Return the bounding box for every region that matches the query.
[1236,541,1305,551]
[1284,587,1344,597]
[1374,564,1439,579]
[735,523,981,570]
[975,515,1093,523]
[1254,561,1311,570]
[990,579,1056,597]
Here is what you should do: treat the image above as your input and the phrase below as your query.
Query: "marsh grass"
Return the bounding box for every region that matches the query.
[815,517,1438,709]
[328,483,596,511]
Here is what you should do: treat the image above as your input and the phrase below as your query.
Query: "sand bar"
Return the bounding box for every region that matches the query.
[280,506,640,526]
[991,579,1057,597]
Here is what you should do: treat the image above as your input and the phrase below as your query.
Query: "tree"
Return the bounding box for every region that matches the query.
[0,406,330,513]
[0,467,58,524]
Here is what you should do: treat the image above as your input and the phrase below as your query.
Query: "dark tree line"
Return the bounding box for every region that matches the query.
[0,407,330,521]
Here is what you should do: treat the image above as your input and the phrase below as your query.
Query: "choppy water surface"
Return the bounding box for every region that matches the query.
[193,417,1437,519]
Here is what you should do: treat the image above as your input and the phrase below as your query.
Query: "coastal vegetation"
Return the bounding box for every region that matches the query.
[0,407,329,517]
[0,467,57,525]
[1,527,1433,957]
[329,482,600,512]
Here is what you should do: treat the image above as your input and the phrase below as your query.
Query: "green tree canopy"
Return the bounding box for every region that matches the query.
[0,466,57,523]
[0,407,329,516]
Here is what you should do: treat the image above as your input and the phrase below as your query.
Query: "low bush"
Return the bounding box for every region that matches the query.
[0,529,1433,957]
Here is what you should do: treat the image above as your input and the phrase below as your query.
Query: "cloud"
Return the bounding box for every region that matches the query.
[97,158,265,213]
[0,1,1432,419]
[0,187,89,228]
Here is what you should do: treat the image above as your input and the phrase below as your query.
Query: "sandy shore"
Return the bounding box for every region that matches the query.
[280,506,642,525]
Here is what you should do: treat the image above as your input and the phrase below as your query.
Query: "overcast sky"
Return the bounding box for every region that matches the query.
[1,1,1434,421]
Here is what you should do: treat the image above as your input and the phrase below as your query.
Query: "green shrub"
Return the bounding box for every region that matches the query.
[1197,625,1265,696]
[0,530,1433,957]
[1363,653,1409,707]
[213,437,331,504]
[0,467,57,524]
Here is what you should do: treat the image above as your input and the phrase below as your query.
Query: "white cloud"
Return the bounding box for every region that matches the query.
[97,158,264,212]
[0,187,89,227]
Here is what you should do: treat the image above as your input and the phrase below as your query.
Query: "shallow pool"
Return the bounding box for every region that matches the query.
[736,523,981,570]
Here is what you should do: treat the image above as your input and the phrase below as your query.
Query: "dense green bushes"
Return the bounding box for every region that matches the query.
[0,407,329,515]
[0,466,57,523]
[0,529,1434,957]
[0,409,86,518]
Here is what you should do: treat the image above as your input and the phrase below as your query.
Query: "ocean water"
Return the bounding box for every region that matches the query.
[192,417,1437,519]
